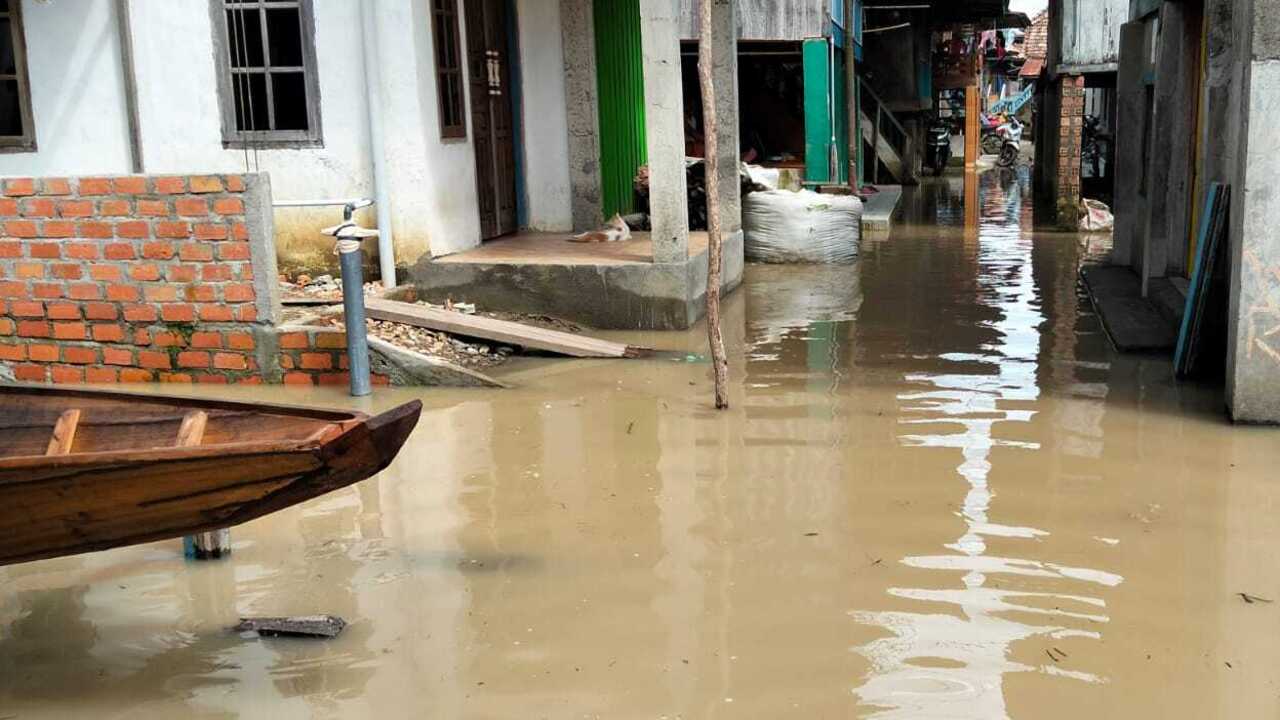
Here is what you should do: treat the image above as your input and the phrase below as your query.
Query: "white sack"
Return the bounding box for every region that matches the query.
[743,190,862,263]
[1079,198,1114,232]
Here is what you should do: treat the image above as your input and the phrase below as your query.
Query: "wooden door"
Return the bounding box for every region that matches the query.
[465,0,517,240]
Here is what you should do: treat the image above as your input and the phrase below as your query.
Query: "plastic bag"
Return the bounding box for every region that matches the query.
[742,190,862,264]
[1079,198,1114,232]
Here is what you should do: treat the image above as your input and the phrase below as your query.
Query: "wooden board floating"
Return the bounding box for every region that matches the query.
[233,615,347,638]
[364,298,650,359]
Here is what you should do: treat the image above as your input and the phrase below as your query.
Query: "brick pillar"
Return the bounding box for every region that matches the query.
[1055,75,1085,228]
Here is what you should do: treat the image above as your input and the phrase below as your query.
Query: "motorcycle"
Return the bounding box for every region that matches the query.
[1082,114,1108,178]
[926,117,952,176]
[980,112,1007,155]
[996,117,1023,168]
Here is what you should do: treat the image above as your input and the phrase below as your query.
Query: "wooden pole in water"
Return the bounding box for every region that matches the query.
[845,0,858,189]
[698,0,728,410]
[177,411,231,559]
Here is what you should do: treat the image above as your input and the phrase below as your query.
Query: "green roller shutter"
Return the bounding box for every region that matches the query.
[594,0,647,217]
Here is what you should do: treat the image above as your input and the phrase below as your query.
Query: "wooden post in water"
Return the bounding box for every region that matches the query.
[176,411,231,559]
[965,84,980,167]
[845,0,858,189]
[698,0,728,409]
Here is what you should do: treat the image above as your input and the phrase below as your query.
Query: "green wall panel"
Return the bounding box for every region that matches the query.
[594,0,647,217]
[804,39,850,185]
[803,38,831,184]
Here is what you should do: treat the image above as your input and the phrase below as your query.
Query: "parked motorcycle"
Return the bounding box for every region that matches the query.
[926,117,952,176]
[1082,114,1108,178]
[996,117,1023,168]
[980,112,1007,155]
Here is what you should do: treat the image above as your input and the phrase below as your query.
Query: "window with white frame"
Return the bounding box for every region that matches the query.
[211,0,322,146]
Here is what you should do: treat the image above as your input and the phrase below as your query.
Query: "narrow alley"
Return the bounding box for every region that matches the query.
[3,173,1275,718]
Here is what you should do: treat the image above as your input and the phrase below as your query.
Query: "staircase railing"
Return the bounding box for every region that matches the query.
[859,80,911,184]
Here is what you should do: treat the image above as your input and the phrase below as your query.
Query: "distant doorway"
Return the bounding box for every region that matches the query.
[465,0,517,240]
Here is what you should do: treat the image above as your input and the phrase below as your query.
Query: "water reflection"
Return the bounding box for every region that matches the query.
[3,169,1271,717]
[852,171,1122,718]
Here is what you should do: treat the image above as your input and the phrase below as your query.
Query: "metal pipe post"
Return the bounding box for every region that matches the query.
[361,0,396,288]
[338,241,372,397]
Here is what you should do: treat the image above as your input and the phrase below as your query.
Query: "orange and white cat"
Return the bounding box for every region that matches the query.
[568,213,631,243]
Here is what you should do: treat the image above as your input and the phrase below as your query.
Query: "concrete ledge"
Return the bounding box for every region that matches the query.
[368,337,507,388]
[408,230,744,330]
[861,186,902,233]
[1081,265,1178,352]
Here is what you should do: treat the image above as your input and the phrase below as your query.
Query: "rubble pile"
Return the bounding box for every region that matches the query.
[282,276,584,368]
[320,315,513,369]
[279,274,382,303]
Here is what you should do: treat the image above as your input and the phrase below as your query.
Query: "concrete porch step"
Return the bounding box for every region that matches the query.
[1080,264,1180,352]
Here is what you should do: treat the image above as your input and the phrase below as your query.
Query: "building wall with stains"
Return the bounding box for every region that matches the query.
[0,0,576,274]
[678,0,830,40]
[1057,0,1129,70]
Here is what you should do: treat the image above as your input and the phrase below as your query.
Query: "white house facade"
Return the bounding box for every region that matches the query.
[0,0,575,272]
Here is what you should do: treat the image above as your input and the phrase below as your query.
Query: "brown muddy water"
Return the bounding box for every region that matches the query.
[4,173,1280,719]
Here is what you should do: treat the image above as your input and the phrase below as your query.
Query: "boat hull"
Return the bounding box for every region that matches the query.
[0,387,421,566]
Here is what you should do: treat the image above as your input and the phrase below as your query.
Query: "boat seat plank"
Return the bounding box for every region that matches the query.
[45,410,81,456]
[176,411,208,447]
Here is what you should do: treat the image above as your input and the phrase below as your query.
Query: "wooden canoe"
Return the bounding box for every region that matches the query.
[0,384,422,567]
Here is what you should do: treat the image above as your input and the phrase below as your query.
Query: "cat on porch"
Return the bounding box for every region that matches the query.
[567,213,631,243]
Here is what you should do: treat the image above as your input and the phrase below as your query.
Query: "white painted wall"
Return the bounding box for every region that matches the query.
[390,0,482,258]
[0,0,547,265]
[0,0,133,175]
[517,0,573,232]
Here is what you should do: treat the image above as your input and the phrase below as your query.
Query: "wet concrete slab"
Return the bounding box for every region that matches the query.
[3,171,1278,719]
[861,185,903,232]
[1081,265,1179,351]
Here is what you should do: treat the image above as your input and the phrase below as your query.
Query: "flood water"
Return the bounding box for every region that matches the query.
[4,172,1280,719]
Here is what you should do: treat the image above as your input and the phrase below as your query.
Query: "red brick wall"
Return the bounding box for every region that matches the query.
[276,325,390,387]
[1055,75,1085,225]
[0,174,276,384]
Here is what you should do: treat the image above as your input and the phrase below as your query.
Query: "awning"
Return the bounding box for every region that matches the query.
[1020,58,1044,78]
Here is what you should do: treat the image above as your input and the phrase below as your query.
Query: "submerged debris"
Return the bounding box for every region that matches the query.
[233,615,347,638]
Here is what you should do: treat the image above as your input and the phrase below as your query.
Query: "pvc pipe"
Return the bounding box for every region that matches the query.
[361,0,396,289]
[338,240,372,397]
[273,198,370,208]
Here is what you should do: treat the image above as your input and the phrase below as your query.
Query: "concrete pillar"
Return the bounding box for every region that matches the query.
[560,0,603,232]
[706,0,740,237]
[1225,0,1280,422]
[1112,21,1147,270]
[1141,2,1200,286]
[639,0,689,263]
